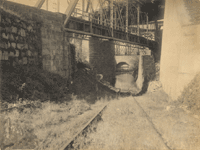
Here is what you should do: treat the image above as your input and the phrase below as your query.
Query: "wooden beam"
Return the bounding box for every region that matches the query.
[64,0,79,26]
[35,0,45,8]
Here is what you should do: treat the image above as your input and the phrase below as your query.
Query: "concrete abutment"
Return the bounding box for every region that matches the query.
[160,0,200,100]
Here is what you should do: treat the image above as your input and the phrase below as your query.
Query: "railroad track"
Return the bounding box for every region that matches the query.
[59,102,109,150]
[58,70,141,150]
[59,96,171,150]
[133,97,172,150]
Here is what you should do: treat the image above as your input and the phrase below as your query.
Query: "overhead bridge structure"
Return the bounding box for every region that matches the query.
[35,0,158,50]
[65,16,157,49]
[0,0,160,91]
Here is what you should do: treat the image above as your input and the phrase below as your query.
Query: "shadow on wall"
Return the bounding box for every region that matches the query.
[136,77,150,96]
[89,38,116,86]
[70,44,76,80]
[136,55,156,96]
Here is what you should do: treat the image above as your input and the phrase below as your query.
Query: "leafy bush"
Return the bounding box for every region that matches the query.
[1,64,70,102]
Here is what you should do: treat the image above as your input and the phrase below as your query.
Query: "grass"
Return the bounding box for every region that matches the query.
[1,63,70,103]
[1,96,109,150]
[177,72,200,116]
[0,62,118,149]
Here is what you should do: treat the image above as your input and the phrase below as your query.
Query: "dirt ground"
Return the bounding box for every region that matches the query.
[80,89,200,150]
[1,87,200,150]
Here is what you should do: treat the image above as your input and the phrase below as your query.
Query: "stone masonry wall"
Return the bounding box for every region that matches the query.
[1,1,73,79]
[0,8,41,67]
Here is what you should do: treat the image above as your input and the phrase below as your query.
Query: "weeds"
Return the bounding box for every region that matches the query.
[1,64,70,103]
[177,72,200,116]
[1,97,108,149]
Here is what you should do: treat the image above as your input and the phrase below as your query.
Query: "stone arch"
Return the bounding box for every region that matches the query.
[116,62,130,72]
[115,55,139,71]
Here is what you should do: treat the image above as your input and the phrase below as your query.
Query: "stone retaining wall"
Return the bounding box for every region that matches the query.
[0,1,74,79]
[0,8,41,67]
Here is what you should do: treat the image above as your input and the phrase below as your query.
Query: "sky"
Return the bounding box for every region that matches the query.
[7,0,101,13]
[7,0,164,21]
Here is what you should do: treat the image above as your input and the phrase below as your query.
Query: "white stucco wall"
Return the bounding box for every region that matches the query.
[160,0,200,100]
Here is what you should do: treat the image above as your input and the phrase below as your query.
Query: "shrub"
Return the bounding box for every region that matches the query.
[1,64,70,103]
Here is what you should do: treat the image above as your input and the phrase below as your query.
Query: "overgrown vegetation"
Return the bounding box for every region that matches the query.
[177,72,200,116]
[0,61,113,149]
[1,98,108,149]
[1,63,70,103]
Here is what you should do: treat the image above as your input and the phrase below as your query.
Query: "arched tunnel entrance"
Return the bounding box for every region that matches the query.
[115,60,138,92]
[116,62,130,72]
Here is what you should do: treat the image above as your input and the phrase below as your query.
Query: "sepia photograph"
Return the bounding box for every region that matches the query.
[0,0,200,149]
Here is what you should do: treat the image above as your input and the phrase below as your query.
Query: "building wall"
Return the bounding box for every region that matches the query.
[1,1,73,79]
[89,37,116,85]
[160,0,200,100]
